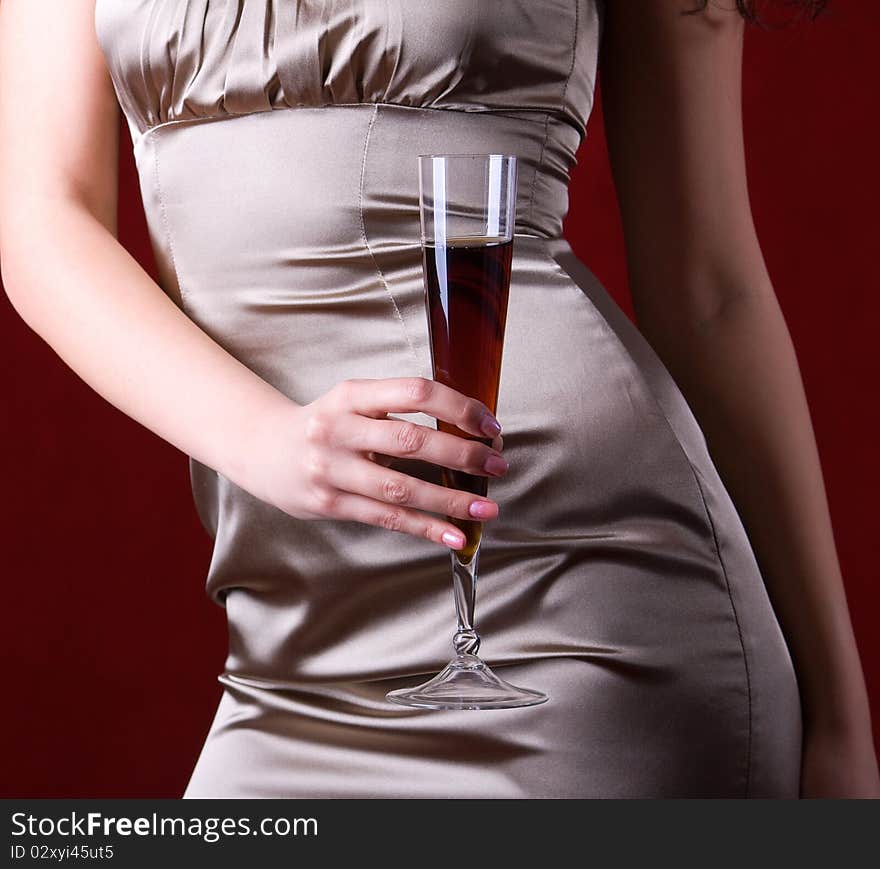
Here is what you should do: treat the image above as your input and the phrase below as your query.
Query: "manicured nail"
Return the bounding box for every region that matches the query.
[442,530,466,548]
[484,454,509,476]
[481,413,502,437]
[468,500,497,519]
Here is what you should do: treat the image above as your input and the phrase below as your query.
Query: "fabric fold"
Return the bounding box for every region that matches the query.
[95,0,603,146]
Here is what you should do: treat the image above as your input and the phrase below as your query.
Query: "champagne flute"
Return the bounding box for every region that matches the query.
[386,154,548,710]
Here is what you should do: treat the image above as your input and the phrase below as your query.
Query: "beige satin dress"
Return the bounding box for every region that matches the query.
[95,0,802,798]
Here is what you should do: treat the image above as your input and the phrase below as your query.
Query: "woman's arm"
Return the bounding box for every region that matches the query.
[0,1,507,555]
[598,0,879,796]
[0,0,295,495]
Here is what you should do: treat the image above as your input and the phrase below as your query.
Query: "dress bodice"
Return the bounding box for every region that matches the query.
[95,0,604,151]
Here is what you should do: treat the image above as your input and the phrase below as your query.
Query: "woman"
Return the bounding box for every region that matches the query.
[1,0,876,798]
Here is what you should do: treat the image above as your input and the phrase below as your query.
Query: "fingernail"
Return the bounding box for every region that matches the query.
[484,454,509,476]
[442,530,466,548]
[481,413,502,437]
[468,500,497,519]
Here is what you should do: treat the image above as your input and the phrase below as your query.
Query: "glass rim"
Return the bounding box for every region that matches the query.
[417,152,518,160]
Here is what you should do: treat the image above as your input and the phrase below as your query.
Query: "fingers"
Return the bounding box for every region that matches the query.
[308,484,471,550]
[320,452,499,525]
[332,376,502,439]
[367,433,503,469]
[346,416,509,477]
[300,376,508,550]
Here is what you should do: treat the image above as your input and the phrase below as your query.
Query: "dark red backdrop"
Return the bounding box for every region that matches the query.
[2,6,877,797]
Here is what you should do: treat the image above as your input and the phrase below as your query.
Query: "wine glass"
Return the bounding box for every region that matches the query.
[385,154,548,710]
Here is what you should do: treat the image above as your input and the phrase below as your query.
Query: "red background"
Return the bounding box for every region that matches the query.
[2,6,877,797]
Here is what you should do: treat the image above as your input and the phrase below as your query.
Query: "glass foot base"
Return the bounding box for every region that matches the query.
[385,653,549,710]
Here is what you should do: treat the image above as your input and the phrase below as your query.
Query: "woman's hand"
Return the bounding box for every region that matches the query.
[800,722,880,798]
[242,376,507,550]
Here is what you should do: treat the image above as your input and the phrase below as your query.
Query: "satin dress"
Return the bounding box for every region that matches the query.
[94,0,802,798]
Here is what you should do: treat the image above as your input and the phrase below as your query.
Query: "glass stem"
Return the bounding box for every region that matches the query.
[450,542,482,657]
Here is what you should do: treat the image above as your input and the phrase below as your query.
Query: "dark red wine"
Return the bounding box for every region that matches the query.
[422,235,514,559]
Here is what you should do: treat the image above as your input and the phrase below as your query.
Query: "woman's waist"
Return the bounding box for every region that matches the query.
[135,103,577,286]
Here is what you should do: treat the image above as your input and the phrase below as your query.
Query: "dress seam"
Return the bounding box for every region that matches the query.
[528,0,579,230]
[151,130,187,312]
[131,100,556,150]
[629,351,755,798]
[358,103,420,370]
[543,239,753,797]
[688,463,754,798]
